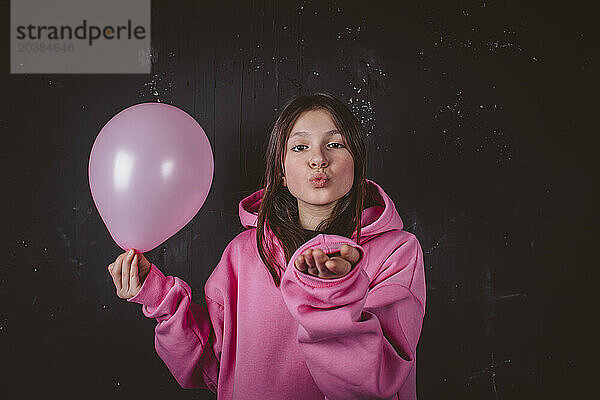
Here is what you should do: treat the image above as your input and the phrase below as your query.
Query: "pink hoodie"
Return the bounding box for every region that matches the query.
[127,179,426,399]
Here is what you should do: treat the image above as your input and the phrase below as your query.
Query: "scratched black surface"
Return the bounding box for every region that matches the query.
[0,1,596,399]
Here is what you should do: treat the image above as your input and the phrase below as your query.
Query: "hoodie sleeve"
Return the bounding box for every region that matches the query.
[280,233,426,400]
[126,263,221,392]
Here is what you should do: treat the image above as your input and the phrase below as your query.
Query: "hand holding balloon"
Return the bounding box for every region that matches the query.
[108,250,152,299]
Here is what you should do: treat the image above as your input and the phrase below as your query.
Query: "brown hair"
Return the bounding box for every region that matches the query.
[256,92,373,287]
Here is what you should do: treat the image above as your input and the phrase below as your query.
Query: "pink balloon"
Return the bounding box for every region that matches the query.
[88,102,213,253]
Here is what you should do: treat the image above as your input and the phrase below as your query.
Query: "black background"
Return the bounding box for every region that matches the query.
[1,0,597,399]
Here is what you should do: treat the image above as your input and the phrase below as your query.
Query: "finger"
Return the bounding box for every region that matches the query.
[113,254,125,292]
[326,258,352,276]
[295,254,308,272]
[340,244,361,265]
[303,249,314,268]
[312,249,328,277]
[130,254,140,292]
[108,262,122,292]
[140,254,151,273]
[122,250,134,293]
[304,249,319,277]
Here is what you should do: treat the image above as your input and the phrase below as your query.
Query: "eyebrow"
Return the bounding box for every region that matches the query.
[289,129,341,139]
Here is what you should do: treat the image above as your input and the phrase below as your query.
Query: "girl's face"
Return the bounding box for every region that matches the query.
[282,109,354,218]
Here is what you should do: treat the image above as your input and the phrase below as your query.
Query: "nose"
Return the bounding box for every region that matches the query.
[309,148,329,168]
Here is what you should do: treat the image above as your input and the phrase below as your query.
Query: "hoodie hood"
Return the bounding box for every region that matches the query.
[238,179,404,239]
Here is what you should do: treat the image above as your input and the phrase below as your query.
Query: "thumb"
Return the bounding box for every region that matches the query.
[341,244,361,265]
[140,254,151,269]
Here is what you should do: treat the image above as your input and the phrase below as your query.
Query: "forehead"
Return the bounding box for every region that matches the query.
[288,109,340,139]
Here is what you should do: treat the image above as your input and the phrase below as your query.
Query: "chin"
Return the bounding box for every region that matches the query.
[301,192,340,206]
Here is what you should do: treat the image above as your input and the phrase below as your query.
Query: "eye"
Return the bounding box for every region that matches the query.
[291,143,345,152]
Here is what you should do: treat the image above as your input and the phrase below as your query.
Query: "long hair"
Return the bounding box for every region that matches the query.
[256,92,372,287]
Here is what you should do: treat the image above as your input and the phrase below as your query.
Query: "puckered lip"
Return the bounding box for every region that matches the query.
[309,172,329,182]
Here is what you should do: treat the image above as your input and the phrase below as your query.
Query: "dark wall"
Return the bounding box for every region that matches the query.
[1,1,595,399]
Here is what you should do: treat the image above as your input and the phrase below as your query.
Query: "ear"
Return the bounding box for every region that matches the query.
[282,175,287,187]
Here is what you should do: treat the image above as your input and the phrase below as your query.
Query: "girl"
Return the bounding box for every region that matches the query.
[108,93,426,400]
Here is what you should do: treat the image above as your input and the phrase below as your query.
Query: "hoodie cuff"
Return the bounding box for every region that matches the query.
[285,234,366,289]
[126,263,173,308]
